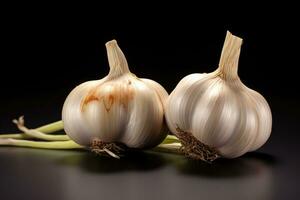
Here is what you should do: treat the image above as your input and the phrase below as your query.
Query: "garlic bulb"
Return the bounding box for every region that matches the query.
[165,31,272,160]
[62,40,168,156]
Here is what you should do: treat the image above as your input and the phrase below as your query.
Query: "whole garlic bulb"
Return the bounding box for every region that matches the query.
[62,40,168,154]
[166,31,272,159]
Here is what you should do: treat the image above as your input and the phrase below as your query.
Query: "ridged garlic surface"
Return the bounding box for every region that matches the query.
[62,40,168,149]
[166,31,272,158]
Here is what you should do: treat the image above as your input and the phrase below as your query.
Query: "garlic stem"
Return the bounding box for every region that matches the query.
[35,120,64,133]
[14,116,69,141]
[0,119,66,140]
[106,40,130,79]
[0,137,182,155]
[0,139,82,149]
[21,131,70,141]
[153,143,182,154]
[161,135,180,144]
[0,116,183,155]
[0,132,69,140]
[0,138,182,155]
[218,31,243,80]
[0,134,31,139]
[0,131,177,144]
[0,137,183,157]
[0,133,182,154]
[1,118,180,144]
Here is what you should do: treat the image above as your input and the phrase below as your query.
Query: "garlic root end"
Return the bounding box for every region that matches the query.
[175,126,220,163]
[90,138,124,159]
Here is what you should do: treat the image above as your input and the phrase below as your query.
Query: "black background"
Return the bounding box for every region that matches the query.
[0,3,299,200]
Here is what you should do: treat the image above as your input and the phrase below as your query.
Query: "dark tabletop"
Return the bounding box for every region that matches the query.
[0,97,299,200]
[0,147,279,200]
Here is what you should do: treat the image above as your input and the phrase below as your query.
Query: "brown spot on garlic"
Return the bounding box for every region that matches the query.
[103,84,135,111]
[84,94,99,104]
[81,81,135,112]
[102,94,115,112]
[80,86,101,111]
[80,91,99,111]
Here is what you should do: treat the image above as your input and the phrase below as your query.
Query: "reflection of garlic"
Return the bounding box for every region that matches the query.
[166,31,272,159]
[62,40,168,155]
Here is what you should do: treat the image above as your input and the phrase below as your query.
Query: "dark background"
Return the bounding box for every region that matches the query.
[0,3,299,200]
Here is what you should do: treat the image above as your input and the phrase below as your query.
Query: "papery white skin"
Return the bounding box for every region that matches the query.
[166,31,272,158]
[62,40,168,148]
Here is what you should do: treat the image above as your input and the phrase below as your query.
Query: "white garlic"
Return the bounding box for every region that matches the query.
[165,31,272,159]
[62,40,168,153]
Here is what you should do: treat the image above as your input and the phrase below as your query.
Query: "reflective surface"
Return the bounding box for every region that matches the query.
[1,97,300,199]
[1,98,299,200]
[0,145,289,200]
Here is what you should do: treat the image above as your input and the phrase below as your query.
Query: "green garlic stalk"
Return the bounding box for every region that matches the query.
[0,117,182,157]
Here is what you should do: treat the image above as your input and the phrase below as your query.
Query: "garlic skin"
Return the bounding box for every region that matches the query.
[62,40,168,149]
[166,31,272,158]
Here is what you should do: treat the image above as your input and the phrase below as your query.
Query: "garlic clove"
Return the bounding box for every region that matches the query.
[140,78,169,108]
[121,80,165,148]
[166,73,207,133]
[191,78,239,148]
[247,88,272,151]
[62,81,99,146]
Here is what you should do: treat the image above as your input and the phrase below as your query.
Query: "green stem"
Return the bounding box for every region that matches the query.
[162,135,180,144]
[35,121,64,133]
[0,118,182,155]
[18,129,70,141]
[0,139,83,149]
[0,120,66,140]
[0,137,182,155]
[0,133,68,140]
[1,121,179,144]
[0,134,32,139]
[153,143,182,154]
